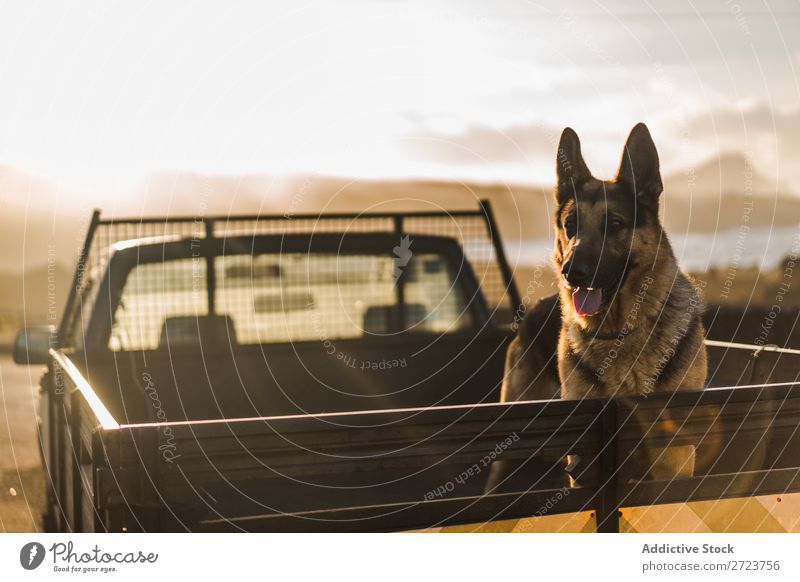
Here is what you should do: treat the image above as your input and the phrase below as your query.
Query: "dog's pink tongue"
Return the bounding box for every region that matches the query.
[572,287,603,316]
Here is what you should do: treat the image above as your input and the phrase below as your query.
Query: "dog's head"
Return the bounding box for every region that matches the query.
[553,123,663,318]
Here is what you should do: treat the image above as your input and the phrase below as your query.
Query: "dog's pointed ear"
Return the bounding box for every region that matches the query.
[555,127,591,197]
[617,123,663,204]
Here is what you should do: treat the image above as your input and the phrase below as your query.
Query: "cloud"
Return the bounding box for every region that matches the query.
[404,121,560,166]
[690,103,800,141]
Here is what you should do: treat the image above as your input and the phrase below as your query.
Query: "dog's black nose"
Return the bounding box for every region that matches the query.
[562,259,591,286]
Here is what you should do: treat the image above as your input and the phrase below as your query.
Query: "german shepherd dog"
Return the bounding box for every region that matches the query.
[493,123,707,487]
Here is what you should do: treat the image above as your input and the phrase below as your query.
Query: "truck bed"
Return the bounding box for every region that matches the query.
[76,329,509,424]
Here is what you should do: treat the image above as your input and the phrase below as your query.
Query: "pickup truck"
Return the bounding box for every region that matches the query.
[14,203,527,531]
[14,203,800,532]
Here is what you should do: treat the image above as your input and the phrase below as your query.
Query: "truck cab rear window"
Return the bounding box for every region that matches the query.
[109,252,473,351]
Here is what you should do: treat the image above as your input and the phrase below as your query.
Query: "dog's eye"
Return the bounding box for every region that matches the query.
[563,217,577,238]
[608,218,626,231]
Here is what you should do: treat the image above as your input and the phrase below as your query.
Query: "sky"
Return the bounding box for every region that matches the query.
[0,0,799,203]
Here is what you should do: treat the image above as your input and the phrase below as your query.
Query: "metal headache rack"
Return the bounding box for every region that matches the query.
[57,201,521,350]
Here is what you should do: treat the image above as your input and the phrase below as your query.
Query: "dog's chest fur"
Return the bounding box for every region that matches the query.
[558,269,706,399]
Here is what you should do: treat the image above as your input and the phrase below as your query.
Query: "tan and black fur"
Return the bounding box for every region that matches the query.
[496,123,707,486]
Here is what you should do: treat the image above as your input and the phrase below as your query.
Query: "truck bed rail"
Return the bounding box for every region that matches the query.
[49,347,800,532]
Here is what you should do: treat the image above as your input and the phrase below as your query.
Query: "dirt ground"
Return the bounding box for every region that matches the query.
[0,354,46,532]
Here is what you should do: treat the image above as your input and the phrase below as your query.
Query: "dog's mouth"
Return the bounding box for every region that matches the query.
[562,263,632,318]
[571,287,604,317]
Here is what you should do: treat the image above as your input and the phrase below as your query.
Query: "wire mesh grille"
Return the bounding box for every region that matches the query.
[63,208,517,350]
[404,215,514,327]
[109,258,209,351]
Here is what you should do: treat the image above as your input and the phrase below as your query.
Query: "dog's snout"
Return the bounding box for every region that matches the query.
[561,258,591,287]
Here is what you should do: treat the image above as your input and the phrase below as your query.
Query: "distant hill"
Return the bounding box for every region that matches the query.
[138,172,556,240]
[0,262,73,322]
[662,193,800,234]
[663,152,785,199]
[661,153,800,233]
